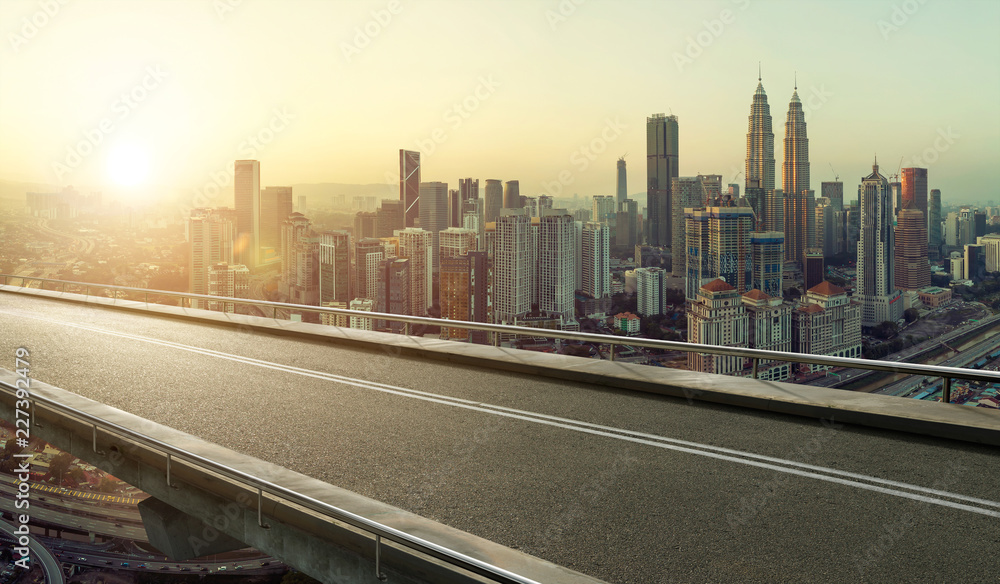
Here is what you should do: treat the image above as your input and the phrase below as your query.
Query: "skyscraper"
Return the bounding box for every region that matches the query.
[400,150,421,227]
[319,230,350,304]
[929,188,942,258]
[439,227,478,260]
[397,228,433,317]
[376,199,404,237]
[581,222,611,300]
[746,73,776,194]
[894,201,930,291]
[234,159,260,268]
[440,251,491,342]
[742,289,792,381]
[901,167,928,220]
[538,209,577,322]
[687,279,748,376]
[280,213,319,307]
[354,237,385,301]
[685,205,755,300]
[592,195,616,223]
[616,199,638,248]
[189,209,235,308]
[376,257,410,334]
[616,156,627,204]
[782,82,810,265]
[671,176,705,277]
[793,281,863,371]
[857,161,903,327]
[494,210,531,324]
[646,113,679,247]
[207,262,250,313]
[636,267,666,316]
[354,211,377,240]
[821,181,844,211]
[503,180,521,209]
[750,231,784,298]
[418,181,449,272]
[455,178,479,227]
[484,179,503,224]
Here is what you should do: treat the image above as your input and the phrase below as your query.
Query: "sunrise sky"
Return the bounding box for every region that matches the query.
[1,0,997,206]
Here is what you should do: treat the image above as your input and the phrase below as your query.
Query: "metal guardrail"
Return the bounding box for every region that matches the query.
[5,274,1000,404]
[0,375,542,584]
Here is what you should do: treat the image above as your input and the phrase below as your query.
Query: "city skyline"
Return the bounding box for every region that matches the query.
[0,0,997,207]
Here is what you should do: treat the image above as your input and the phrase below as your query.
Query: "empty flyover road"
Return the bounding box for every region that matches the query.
[1,291,999,583]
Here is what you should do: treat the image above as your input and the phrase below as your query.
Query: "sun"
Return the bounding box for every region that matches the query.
[106,142,150,187]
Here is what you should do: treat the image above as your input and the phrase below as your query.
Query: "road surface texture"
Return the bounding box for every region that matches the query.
[1,292,999,584]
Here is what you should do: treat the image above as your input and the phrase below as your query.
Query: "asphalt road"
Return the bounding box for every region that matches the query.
[1,291,999,584]
[0,517,64,584]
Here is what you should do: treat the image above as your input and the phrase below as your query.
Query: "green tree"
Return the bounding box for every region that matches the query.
[903,308,920,323]
[48,452,75,485]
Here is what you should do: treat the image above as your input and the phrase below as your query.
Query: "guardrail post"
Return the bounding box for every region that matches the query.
[752,358,759,379]
[166,453,178,489]
[273,306,277,319]
[942,377,952,404]
[404,322,410,336]
[257,488,270,529]
[375,535,387,581]
[609,344,615,361]
[493,332,500,347]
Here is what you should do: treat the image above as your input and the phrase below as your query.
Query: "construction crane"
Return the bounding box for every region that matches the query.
[828,163,838,182]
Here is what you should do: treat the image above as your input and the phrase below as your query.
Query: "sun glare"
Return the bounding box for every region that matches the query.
[106,142,150,187]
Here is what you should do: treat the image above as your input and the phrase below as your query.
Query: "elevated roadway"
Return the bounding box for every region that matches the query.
[1,290,999,583]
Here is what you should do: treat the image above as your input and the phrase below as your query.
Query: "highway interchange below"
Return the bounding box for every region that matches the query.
[1,291,999,583]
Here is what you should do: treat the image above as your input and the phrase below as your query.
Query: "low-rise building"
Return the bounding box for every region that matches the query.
[613,312,641,334]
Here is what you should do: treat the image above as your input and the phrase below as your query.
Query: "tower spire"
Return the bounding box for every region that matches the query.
[794,71,797,90]
[758,61,761,82]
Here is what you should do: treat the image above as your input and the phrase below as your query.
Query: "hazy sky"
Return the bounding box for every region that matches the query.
[1,0,998,207]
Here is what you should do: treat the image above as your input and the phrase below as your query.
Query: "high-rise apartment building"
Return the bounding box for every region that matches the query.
[354,211,377,240]
[319,230,350,304]
[894,202,930,291]
[646,113,679,247]
[616,157,628,204]
[494,210,531,324]
[538,209,576,322]
[207,262,250,313]
[400,150,421,227]
[418,182,449,272]
[189,209,236,308]
[687,279,749,376]
[793,281,862,371]
[697,174,723,204]
[671,176,705,277]
[484,179,503,224]
[234,159,260,268]
[503,180,521,209]
[280,213,319,307]
[636,267,666,316]
[439,227,478,260]
[617,199,638,248]
[440,251,491,342]
[581,222,611,300]
[452,178,479,227]
[592,195,616,223]
[857,161,903,327]
[354,237,385,302]
[397,228,433,317]
[821,181,844,211]
[685,205,755,300]
[746,74,776,194]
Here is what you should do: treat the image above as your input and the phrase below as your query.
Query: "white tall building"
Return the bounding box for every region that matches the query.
[439,227,478,260]
[538,209,577,321]
[418,182,449,272]
[349,297,374,330]
[742,289,791,381]
[398,228,433,316]
[189,209,235,309]
[582,222,611,299]
[494,210,531,324]
[671,176,706,278]
[636,267,666,316]
[856,161,903,327]
[592,196,616,224]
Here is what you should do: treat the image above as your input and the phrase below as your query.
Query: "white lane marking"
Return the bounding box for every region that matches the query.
[5,309,1000,517]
